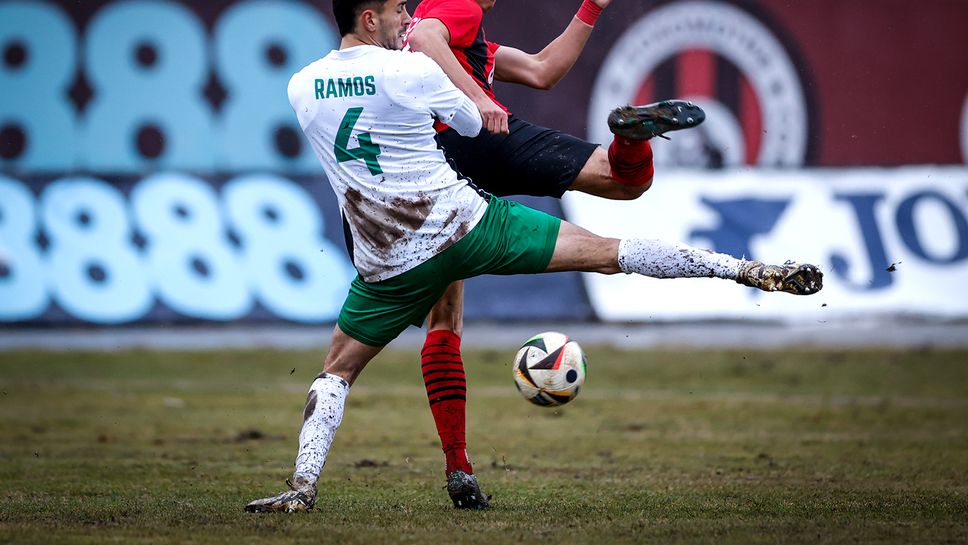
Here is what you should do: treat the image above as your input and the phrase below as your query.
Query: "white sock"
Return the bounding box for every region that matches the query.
[293,373,350,482]
[617,238,745,280]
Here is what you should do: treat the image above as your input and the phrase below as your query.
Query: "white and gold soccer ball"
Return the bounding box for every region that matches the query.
[512,331,586,407]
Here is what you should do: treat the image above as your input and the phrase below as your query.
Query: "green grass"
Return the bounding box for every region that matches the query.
[0,347,966,544]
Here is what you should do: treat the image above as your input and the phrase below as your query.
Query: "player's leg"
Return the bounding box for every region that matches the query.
[420,116,658,497]
[423,284,469,477]
[421,281,487,508]
[435,117,598,198]
[544,221,823,294]
[545,222,742,278]
[427,280,464,336]
[568,99,707,199]
[567,146,652,200]
[246,264,459,513]
[426,120,585,509]
[454,197,819,294]
[244,325,383,513]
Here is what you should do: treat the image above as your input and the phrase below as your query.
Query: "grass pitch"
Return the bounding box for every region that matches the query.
[0,346,966,544]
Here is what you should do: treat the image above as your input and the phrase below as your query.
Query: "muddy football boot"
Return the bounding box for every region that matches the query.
[447,470,489,509]
[607,100,706,140]
[244,476,317,513]
[736,260,823,295]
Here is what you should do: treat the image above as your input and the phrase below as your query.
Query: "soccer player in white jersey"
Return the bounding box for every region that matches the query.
[244,0,823,513]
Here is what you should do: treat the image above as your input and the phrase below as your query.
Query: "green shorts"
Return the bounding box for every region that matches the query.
[337,197,561,346]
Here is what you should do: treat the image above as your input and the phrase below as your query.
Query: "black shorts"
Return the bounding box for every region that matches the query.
[435,115,599,198]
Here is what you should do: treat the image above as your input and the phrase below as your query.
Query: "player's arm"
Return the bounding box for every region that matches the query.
[416,54,483,138]
[287,72,314,130]
[407,18,508,135]
[444,94,484,138]
[493,0,610,90]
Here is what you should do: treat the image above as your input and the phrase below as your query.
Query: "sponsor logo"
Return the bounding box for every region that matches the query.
[588,1,808,167]
[563,167,968,320]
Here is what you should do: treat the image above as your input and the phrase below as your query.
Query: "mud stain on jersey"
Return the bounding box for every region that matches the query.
[436,213,472,254]
[388,194,434,232]
[343,187,435,256]
[428,208,460,239]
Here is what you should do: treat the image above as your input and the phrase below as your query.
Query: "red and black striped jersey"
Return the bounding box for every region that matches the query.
[405,0,510,124]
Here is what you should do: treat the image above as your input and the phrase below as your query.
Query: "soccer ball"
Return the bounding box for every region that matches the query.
[512,331,587,407]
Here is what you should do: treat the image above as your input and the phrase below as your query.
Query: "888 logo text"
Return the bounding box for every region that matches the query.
[0,0,337,173]
[0,174,355,323]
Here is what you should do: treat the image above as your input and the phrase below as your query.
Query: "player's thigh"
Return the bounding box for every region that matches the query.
[337,199,549,345]
[448,197,561,278]
[436,117,597,198]
[337,267,452,348]
[545,220,621,274]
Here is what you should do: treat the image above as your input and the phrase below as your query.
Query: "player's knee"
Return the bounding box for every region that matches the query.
[322,359,365,385]
[322,350,370,385]
[427,321,462,337]
[611,177,652,200]
[427,300,463,336]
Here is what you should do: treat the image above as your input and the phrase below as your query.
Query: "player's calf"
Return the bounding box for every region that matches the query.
[570,148,650,200]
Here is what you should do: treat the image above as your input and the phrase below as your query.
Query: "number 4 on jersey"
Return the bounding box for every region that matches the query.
[335,107,382,175]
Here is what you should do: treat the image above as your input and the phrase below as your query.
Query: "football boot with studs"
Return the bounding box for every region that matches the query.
[446,470,490,509]
[607,99,705,140]
[736,260,823,295]
[244,476,317,513]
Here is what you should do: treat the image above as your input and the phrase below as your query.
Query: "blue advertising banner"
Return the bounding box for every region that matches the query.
[0,173,592,324]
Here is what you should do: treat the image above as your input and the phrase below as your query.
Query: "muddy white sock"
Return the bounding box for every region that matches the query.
[293,373,349,482]
[617,238,744,280]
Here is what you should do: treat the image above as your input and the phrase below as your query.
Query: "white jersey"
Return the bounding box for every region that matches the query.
[289,46,485,282]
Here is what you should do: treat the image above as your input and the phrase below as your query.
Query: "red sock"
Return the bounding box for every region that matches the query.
[421,330,472,475]
[608,136,654,187]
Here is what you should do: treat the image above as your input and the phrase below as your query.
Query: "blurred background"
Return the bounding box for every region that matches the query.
[1,0,967,344]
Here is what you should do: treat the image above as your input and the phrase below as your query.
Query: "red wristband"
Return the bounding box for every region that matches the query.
[576,0,603,26]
